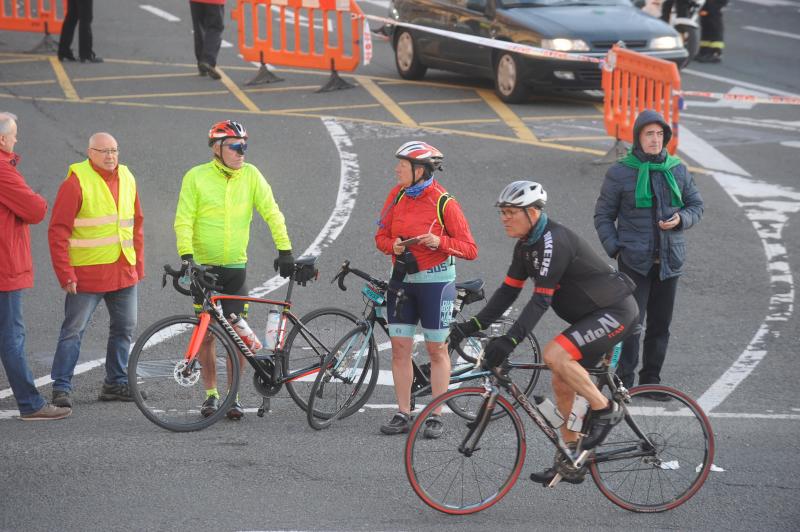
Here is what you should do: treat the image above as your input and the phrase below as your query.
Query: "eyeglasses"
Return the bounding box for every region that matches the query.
[90,147,119,155]
[498,208,523,218]
[225,142,247,155]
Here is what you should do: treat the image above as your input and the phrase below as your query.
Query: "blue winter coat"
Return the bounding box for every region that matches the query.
[594,111,704,280]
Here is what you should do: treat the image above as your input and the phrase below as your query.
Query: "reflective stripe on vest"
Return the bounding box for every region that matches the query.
[67,160,137,266]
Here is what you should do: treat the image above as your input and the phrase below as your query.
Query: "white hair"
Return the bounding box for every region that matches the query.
[0,112,18,135]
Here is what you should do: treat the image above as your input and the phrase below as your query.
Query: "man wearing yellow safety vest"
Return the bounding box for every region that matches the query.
[48,132,145,409]
[174,120,294,421]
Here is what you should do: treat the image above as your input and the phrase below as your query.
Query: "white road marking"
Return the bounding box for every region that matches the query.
[781,140,800,148]
[682,113,800,133]
[0,118,360,407]
[681,126,800,414]
[139,5,181,22]
[738,0,800,6]
[743,25,800,40]
[682,69,800,98]
[221,40,233,49]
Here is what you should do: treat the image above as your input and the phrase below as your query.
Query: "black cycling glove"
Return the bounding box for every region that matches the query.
[449,317,481,348]
[274,250,295,278]
[482,335,517,369]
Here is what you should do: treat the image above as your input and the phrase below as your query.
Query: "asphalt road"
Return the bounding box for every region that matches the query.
[1,0,799,530]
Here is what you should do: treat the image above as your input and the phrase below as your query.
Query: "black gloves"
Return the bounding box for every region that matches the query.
[180,254,197,275]
[482,336,517,369]
[449,317,481,347]
[274,250,294,278]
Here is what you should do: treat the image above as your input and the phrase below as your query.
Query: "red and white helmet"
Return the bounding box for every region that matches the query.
[395,141,444,171]
[208,120,248,146]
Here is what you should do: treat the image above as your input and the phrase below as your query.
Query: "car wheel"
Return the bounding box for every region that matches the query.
[395,30,427,80]
[675,24,700,67]
[494,52,528,103]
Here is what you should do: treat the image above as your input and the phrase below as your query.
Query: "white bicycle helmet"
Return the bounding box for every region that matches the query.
[496,180,547,209]
[395,141,444,171]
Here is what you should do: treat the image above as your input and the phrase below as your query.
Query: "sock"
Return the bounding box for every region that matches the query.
[206,388,220,399]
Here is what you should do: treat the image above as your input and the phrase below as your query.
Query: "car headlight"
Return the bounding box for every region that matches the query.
[541,38,590,52]
[650,35,682,50]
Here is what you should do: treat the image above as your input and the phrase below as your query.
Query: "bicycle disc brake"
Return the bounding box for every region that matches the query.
[173,360,201,387]
[252,358,283,397]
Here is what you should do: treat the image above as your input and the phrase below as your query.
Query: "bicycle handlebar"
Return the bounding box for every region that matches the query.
[162,263,222,296]
[331,260,388,292]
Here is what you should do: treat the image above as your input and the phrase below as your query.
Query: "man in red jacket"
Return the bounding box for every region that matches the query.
[190,0,226,80]
[48,132,145,409]
[0,112,71,421]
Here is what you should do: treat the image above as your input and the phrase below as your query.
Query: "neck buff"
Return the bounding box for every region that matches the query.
[525,211,549,245]
[620,149,684,208]
[404,175,434,198]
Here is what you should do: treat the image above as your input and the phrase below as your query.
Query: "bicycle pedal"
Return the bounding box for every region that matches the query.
[546,473,563,488]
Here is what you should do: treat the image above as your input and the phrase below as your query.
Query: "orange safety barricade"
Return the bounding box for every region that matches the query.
[0,0,64,34]
[602,45,681,155]
[231,0,366,89]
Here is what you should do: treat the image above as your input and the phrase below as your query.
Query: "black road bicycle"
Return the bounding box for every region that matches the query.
[128,257,375,432]
[405,347,715,514]
[305,260,542,430]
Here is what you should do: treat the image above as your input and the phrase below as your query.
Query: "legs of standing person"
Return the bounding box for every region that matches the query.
[76,0,95,61]
[420,280,455,415]
[616,261,652,388]
[200,5,224,67]
[58,0,80,60]
[190,2,206,67]
[639,275,679,385]
[389,336,414,415]
[102,285,137,386]
[51,291,103,392]
[0,291,47,415]
[697,0,726,62]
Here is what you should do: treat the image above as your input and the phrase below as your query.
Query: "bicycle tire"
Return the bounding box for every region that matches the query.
[306,324,379,430]
[129,315,240,432]
[405,387,526,515]
[283,307,360,412]
[447,326,542,421]
[589,385,715,513]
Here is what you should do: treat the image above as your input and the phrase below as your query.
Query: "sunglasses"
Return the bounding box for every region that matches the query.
[225,142,248,155]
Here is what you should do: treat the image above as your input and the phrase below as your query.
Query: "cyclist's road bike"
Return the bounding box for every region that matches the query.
[305,260,543,430]
[129,257,375,432]
[405,348,714,514]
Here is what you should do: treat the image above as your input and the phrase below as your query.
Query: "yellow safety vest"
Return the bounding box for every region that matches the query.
[67,160,137,267]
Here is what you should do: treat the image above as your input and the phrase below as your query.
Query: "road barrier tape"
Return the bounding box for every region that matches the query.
[678,91,800,106]
[357,13,603,65]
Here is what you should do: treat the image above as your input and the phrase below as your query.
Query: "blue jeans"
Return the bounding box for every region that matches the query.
[0,290,47,415]
[50,285,138,391]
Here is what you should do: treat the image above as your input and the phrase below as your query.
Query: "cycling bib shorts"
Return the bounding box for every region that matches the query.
[192,266,249,318]
[387,267,456,343]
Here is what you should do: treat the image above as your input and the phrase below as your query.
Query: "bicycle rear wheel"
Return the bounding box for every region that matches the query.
[129,315,239,432]
[406,388,525,515]
[306,324,379,430]
[447,326,542,420]
[283,307,359,412]
[590,385,715,512]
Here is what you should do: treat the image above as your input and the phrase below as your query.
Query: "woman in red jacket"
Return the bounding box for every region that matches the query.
[375,141,477,438]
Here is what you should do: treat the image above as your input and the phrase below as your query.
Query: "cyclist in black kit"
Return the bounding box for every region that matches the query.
[450,180,639,485]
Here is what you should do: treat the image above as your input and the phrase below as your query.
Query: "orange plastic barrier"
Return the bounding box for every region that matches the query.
[231,0,365,73]
[602,45,681,154]
[0,0,64,34]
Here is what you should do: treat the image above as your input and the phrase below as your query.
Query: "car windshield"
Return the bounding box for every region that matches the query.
[501,0,628,7]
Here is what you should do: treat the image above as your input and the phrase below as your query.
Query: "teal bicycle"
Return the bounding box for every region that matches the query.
[305,260,542,430]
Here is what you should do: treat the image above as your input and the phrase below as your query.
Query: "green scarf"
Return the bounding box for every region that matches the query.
[620,149,684,208]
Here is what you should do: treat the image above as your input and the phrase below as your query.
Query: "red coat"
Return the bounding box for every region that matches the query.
[0,150,48,291]
[375,181,477,271]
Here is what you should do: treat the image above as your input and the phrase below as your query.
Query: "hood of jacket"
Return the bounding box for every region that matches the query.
[632,109,672,160]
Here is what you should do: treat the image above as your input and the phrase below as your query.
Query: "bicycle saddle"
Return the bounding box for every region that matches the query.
[456,279,485,304]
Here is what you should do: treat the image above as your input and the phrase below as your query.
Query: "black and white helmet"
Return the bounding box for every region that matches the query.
[496,180,547,209]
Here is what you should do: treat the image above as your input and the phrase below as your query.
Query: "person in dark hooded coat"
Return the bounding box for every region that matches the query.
[594,110,704,395]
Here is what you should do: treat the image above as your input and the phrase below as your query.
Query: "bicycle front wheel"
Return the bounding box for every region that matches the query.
[283,307,360,412]
[306,324,379,430]
[590,385,715,512]
[406,387,526,515]
[128,315,240,432]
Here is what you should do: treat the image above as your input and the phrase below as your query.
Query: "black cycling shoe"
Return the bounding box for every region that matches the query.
[226,401,245,420]
[200,395,219,418]
[581,401,624,449]
[422,414,444,439]
[530,466,586,485]
[380,412,411,435]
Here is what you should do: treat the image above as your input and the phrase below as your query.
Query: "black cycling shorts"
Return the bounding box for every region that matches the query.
[192,266,248,318]
[554,294,638,367]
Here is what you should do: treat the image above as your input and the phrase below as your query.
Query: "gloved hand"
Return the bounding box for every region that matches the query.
[274,250,294,278]
[482,335,517,369]
[449,317,481,348]
[180,254,197,279]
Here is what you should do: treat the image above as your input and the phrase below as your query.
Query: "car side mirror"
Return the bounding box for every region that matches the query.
[466,0,487,12]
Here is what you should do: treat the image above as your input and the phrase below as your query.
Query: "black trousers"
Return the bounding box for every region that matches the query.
[190,3,225,67]
[616,260,679,388]
[58,0,94,60]
[700,0,726,47]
